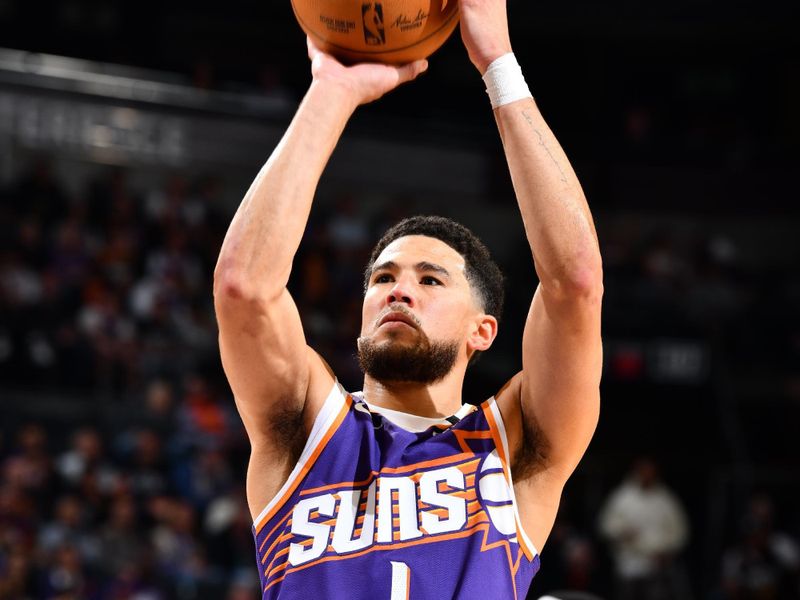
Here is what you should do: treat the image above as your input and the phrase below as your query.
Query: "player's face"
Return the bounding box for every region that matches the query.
[359,235,481,359]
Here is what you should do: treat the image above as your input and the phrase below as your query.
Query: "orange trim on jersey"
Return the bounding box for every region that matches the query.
[264,545,291,576]
[481,399,535,562]
[258,513,294,564]
[466,513,490,529]
[297,454,480,499]
[452,428,494,454]
[426,501,478,520]
[254,394,353,535]
[380,454,478,474]
[299,473,378,496]
[260,528,294,564]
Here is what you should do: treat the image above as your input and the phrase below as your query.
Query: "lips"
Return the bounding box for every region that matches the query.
[378,311,418,330]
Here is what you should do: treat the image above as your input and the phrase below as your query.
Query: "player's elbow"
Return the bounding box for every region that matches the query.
[214,250,292,306]
[213,265,278,311]
[567,262,603,298]
[214,266,251,303]
[549,256,604,305]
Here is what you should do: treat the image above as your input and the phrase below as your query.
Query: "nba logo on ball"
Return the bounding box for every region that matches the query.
[362,3,386,46]
[292,0,460,64]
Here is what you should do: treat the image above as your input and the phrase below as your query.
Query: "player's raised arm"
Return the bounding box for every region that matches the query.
[459,0,603,547]
[213,40,427,513]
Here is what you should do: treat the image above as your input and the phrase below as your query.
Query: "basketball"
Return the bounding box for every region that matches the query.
[292,0,460,64]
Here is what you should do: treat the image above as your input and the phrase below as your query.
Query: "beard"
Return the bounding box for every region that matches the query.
[357,332,459,385]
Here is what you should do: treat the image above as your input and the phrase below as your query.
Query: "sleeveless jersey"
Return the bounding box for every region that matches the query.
[252,381,541,599]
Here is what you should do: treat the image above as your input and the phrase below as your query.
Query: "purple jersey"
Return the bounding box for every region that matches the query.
[252,381,540,599]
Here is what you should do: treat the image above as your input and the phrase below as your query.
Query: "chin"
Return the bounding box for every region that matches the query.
[359,330,418,351]
[376,326,420,340]
[369,336,414,352]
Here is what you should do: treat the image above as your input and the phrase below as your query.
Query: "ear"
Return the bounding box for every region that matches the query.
[467,314,498,354]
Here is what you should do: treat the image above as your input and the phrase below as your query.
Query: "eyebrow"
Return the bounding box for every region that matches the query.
[371,260,452,280]
[416,261,451,279]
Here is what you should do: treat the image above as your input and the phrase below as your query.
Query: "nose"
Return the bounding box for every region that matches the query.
[386,279,414,307]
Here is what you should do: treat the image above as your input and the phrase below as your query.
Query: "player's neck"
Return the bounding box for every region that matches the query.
[361,370,465,418]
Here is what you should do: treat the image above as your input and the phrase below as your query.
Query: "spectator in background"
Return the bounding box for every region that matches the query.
[0,483,37,557]
[227,577,260,600]
[100,562,163,600]
[327,194,370,252]
[56,427,118,495]
[0,472,38,598]
[2,425,54,515]
[97,494,147,579]
[598,457,690,600]
[148,496,213,596]
[37,495,101,568]
[719,493,800,600]
[40,543,88,599]
[110,378,178,444]
[176,374,238,451]
[0,545,35,598]
[182,448,234,510]
[203,485,255,583]
[125,430,169,500]
[534,507,605,595]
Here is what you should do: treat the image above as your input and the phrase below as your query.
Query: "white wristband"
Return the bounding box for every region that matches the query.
[482,53,532,109]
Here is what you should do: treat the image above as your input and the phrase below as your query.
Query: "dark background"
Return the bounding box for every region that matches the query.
[0,1,798,599]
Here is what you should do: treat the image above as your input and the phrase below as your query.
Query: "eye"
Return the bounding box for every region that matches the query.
[421,276,442,286]
[373,273,393,284]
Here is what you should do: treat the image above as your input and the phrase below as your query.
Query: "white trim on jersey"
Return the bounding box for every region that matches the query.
[358,396,477,433]
[252,379,348,530]
[486,396,539,558]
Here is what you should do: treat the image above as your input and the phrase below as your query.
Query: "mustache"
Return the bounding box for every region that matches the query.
[374,304,422,329]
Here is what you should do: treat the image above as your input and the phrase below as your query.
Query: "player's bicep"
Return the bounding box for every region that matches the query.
[216,287,310,440]
[519,283,602,479]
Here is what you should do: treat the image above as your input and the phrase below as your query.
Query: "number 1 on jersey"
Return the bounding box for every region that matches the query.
[390,561,410,599]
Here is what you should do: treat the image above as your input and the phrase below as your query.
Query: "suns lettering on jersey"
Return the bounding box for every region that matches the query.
[286,460,486,567]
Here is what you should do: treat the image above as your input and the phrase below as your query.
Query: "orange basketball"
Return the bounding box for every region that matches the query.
[292,0,460,64]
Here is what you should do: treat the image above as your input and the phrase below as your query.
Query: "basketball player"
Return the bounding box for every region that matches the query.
[214,1,602,598]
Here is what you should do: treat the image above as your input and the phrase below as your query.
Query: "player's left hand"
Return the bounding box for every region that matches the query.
[458,0,513,74]
[307,37,428,107]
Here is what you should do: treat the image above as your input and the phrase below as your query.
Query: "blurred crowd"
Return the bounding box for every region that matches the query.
[0,385,256,599]
[1,160,799,599]
[0,161,413,395]
[0,162,226,393]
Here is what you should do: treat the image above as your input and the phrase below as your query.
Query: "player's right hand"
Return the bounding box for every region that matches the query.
[307,37,428,107]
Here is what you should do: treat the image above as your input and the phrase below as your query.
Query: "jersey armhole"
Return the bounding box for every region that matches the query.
[483,396,539,561]
[253,379,351,534]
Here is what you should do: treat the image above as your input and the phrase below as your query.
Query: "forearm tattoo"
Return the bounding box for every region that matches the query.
[521,109,569,184]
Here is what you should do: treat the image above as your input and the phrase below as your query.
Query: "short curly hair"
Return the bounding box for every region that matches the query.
[364,215,505,322]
